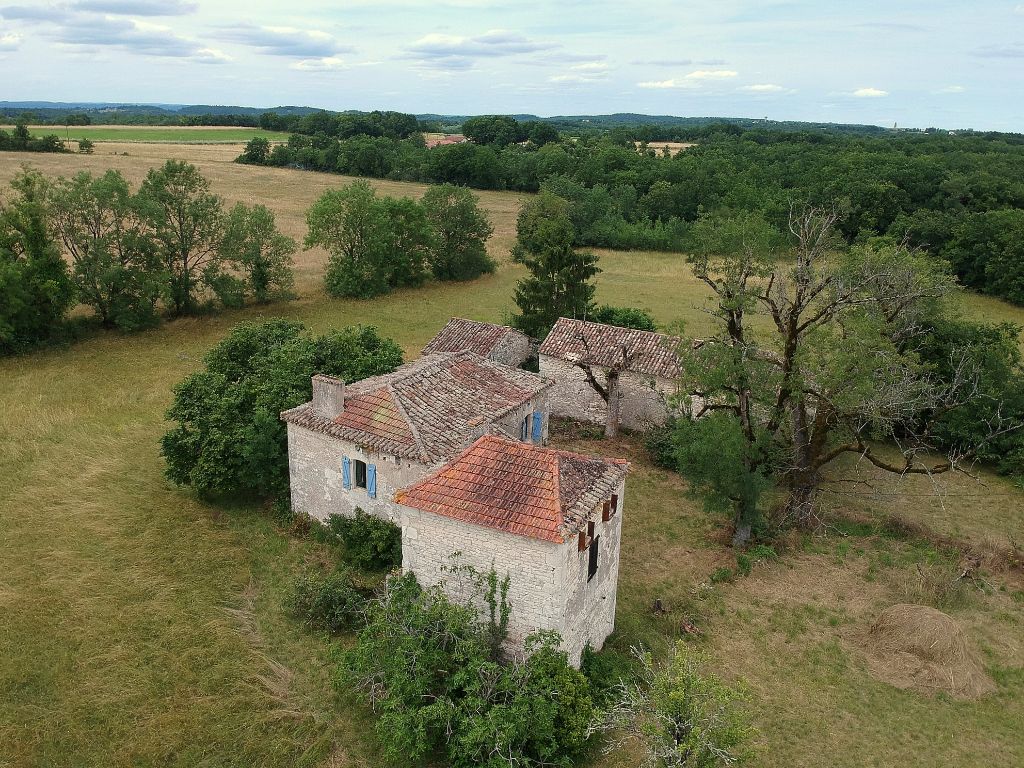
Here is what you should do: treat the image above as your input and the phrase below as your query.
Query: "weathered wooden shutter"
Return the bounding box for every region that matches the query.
[342,456,351,489]
[531,410,543,443]
[367,463,377,498]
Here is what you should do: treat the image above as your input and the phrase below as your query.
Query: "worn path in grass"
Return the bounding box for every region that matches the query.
[2,145,1024,767]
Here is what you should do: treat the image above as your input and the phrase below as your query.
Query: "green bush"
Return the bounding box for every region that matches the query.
[342,573,594,767]
[327,509,403,571]
[288,566,366,632]
[161,320,403,499]
[590,304,658,331]
[598,643,751,767]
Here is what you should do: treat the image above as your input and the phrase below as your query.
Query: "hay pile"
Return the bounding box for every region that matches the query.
[866,603,995,699]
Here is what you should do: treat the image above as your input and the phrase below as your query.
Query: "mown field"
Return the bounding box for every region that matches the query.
[1,144,1022,768]
[2,125,289,143]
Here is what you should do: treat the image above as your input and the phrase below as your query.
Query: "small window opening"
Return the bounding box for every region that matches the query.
[354,459,367,489]
[588,534,600,581]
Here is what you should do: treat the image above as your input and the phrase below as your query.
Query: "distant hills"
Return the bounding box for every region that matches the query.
[0,101,904,135]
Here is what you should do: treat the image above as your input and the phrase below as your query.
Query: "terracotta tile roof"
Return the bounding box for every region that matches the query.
[281,352,550,464]
[396,435,629,543]
[538,318,682,380]
[422,317,528,359]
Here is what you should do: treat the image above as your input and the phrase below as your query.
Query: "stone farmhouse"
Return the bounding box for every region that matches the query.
[282,350,551,523]
[281,335,631,664]
[397,434,627,664]
[539,317,683,431]
[421,317,533,368]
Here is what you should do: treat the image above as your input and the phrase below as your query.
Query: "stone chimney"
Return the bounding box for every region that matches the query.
[311,374,345,419]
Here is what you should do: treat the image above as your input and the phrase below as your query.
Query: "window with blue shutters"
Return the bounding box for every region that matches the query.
[531,410,543,443]
[367,463,377,498]
[342,456,351,489]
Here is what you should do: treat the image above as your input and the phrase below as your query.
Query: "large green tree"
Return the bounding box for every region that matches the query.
[219,202,296,304]
[305,181,429,298]
[674,207,996,544]
[48,170,163,331]
[511,191,600,339]
[137,160,225,315]
[161,319,403,499]
[0,168,76,354]
[421,184,495,281]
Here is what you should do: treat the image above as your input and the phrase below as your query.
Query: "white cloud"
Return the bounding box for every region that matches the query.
[740,83,786,92]
[685,69,738,79]
[0,31,20,50]
[852,87,888,97]
[195,47,231,63]
[549,61,610,84]
[637,78,699,89]
[937,84,965,93]
[220,25,352,58]
[403,28,554,70]
[291,56,346,71]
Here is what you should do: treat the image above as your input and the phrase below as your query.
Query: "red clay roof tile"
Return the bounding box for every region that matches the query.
[538,318,682,380]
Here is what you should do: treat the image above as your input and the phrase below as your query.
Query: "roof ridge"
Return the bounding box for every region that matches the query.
[387,383,430,463]
[554,316,681,343]
[550,450,564,530]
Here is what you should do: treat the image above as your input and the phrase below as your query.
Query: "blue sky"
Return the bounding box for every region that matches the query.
[1,1,1022,129]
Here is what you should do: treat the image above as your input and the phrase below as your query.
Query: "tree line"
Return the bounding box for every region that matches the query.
[1,161,295,354]
[0,121,68,154]
[2,161,498,355]
[240,118,1024,306]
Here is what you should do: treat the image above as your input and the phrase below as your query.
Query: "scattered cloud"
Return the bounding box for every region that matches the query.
[0,5,66,21]
[219,24,353,58]
[549,63,610,84]
[740,83,787,93]
[637,79,699,89]
[685,69,738,79]
[49,15,227,61]
[937,84,965,94]
[0,30,20,49]
[852,87,888,97]
[291,56,346,71]
[971,42,1024,58]
[632,57,691,66]
[1016,3,1024,14]
[71,0,198,15]
[403,28,555,70]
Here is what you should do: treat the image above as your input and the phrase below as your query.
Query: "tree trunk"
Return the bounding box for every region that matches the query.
[604,370,621,438]
[785,401,820,528]
[731,519,752,548]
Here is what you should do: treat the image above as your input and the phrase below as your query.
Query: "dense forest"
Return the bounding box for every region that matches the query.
[239,113,1024,305]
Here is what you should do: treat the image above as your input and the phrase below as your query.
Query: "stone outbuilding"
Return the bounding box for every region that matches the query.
[396,434,628,665]
[422,317,534,369]
[281,351,551,523]
[539,318,682,431]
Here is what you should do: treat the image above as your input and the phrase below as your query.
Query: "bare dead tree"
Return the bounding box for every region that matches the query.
[571,331,637,438]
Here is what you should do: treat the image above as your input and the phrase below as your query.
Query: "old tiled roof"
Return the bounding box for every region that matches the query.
[281,352,550,464]
[421,317,528,359]
[538,318,682,380]
[396,435,629,543]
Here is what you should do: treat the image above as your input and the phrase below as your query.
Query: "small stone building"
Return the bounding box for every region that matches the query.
[422,317,534,369]
[539,318,682,431]
[397,434,628,664]
[281,351,551,523]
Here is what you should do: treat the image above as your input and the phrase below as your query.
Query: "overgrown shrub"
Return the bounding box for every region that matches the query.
[162,320,403,499]
[288,566,366,632]
[342,572,594,768]
[590,304,658,331]
[597,643,751,767]
[327,509,403,570]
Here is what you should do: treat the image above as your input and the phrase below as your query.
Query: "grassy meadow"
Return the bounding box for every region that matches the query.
[1,144,1023,768]
[3,125,289,144]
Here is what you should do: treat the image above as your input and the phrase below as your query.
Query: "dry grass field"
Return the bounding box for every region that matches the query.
[2,125,289,143]
[1,142,1023,768]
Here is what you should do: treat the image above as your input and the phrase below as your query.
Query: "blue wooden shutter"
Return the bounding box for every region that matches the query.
[342,456,351,489]
[367,463,377,498]
[531,410,543,443]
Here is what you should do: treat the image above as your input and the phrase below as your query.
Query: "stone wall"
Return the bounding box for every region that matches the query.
[398,476,624,666]
[539,354,676,431]
[490,332,535,369]
[286,423,430,523]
